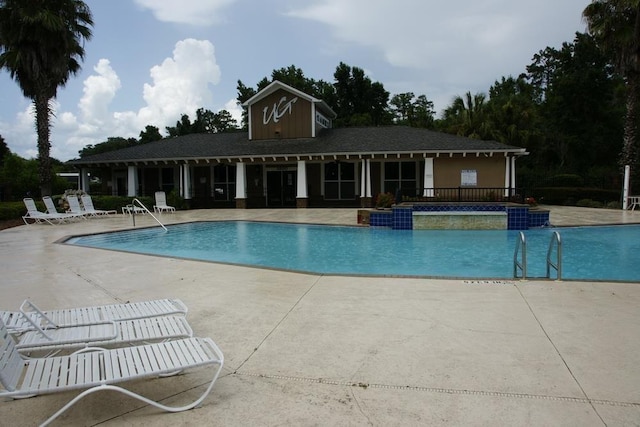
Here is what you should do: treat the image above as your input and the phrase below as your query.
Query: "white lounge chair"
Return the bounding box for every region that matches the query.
[61,195,87,219]
[0,318,224,427]
[22,198,71,225]
[80,194,117,216]
[42,196,85,222]
[13,313,193,355]
[154,191,176,213]
[1,298,188,332]
[122,204,146,215]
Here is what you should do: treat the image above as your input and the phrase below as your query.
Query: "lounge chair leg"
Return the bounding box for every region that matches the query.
[39,362,223,427]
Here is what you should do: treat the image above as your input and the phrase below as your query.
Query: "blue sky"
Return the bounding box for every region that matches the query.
[0,0,589,161]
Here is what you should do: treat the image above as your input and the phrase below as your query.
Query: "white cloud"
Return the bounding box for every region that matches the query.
[287,0,588,110]
[138,39,222,128]
[0,106,37,159]
[2,38,225,161]
[134,0,237,26]
[78,59,121,124]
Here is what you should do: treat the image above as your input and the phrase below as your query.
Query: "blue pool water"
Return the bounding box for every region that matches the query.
[65,221,640,281]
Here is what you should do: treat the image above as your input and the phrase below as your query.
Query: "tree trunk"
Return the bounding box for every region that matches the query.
[34,94,52,197]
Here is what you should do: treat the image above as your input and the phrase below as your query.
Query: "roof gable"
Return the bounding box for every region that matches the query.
[242,80,336,119]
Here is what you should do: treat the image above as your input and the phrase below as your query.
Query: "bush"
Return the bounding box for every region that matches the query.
[546,174,584,187]
[576,199,603,208]
[375,192,394,208]
[535,187,619,206]
[166,190,185,210]
[0,201,27,221]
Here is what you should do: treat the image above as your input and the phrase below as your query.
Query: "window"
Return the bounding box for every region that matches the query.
[161,168,174,193]
[213,164,236,201]
[324,162,355,200]
[383,162,416,193]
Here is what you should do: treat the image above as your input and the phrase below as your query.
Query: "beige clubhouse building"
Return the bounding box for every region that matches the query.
[71,81,528,209]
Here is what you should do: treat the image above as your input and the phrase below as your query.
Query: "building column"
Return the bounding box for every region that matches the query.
[511,157,516,198]
[296,160,308,208]
[360,159,372,207]
[127,165,137,197]
[181,164,192,200]
[80,168,90,193]
[423,158,434,197]
[504,157,512,198]
[235,162,247,209]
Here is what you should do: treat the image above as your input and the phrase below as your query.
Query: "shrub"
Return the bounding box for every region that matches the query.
[576,199,603,208]
[535,187,619,206]
[375,192,394,208]
[0,202,26,221]
[546,174,584,187]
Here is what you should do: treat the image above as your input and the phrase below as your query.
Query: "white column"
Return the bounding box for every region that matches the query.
[235,162,246,199]
[360,159,372,198]
[360,159,366,196]
[80,168,90,192]
[423,158,434,197]
[127,165,137,197]
[511,157,516,197]
[623,165,630,210]
[297,160,307,198]
[504,157,511,197]
[182,164,192,200]
[365,159,372,197]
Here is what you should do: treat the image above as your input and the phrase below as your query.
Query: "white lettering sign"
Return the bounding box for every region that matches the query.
[263,96,298,124]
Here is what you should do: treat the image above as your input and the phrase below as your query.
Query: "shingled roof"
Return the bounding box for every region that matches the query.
[69,126,527,166]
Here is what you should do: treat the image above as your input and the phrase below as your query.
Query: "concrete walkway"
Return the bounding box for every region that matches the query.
[1,207,639,426]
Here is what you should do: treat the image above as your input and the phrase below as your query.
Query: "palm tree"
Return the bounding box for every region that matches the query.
[442,91,492,139]
[583,0,640,173]
[0,0,93,196]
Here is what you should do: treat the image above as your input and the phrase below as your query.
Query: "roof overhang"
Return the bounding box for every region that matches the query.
[70,148,528,168]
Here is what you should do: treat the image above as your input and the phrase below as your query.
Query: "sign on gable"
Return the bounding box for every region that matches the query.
[263,96,299,125]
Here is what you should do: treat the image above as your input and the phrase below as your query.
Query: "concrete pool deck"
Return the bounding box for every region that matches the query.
[1,205,639,426]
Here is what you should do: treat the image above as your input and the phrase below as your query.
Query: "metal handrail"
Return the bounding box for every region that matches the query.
[131,198,167,232]
[546,231,562,280]
[513,231,526,280]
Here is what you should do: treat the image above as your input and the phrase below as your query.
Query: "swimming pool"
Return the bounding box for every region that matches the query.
[65,221,640,281]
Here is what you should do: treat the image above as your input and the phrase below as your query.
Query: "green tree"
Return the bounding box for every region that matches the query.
[166,114,194,137]
[441,92,493,139]
[411,95,436,129]
[0,0,93,196]
[209,110,238,133]
[333,62,391,126]
[0,134,9,165]
[524,33,624,175]
[139,125,162,144]
[390,92,415,123]
[583,0,640,175]
[79,137,137,158]
[166,108,239,136]
[486,76,541,148]
[0,153,38,200]
[390,92,435,128]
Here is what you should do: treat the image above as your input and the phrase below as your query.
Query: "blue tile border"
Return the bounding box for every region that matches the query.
[368,204,549,230]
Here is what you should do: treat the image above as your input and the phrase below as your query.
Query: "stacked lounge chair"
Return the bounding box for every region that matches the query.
[0,298,223,426]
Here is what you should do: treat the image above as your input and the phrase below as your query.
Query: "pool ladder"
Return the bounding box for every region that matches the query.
[513,231,562,280]
[130,198,167,232]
